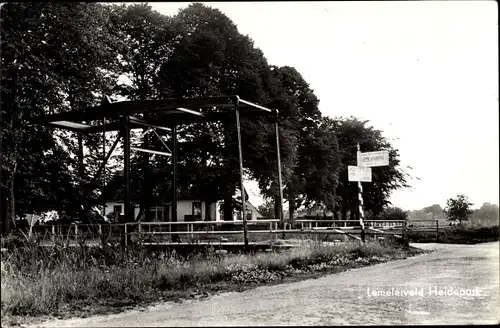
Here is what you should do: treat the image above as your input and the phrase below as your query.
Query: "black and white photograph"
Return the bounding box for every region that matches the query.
[0,1,498,326]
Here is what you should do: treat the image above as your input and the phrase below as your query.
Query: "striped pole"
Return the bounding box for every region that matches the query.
[357,143,366,243]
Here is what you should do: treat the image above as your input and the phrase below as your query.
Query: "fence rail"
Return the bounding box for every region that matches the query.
[28,219,437,247]
[26,219,422,246]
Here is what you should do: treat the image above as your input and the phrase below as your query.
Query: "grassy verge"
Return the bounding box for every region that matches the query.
[1,235,425,325]
[407,225,499,244]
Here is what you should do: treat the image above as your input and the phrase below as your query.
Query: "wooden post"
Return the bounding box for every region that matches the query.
[403,221,407,244]
[52,225,55,242]
[234,104,248,248]
[124,223,128,248]
[436,219,439,242]
[269,221,273,243]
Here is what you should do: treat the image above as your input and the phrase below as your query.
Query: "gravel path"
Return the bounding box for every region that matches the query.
[28,242,499,326]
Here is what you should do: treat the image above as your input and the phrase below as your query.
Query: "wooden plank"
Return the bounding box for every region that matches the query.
[131,147,171,157]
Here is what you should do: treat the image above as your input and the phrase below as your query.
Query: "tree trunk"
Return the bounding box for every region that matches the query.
[349,207,356,226]
[274,195,281,221]
[77,134,86,222]
[341,201,347,221]
[333,208,339,220]
[140,129,151,222]
[205,201,212,221]
[8,165,17,232]
[78,134,84,177]
[288,195,295,221]
[0,168,7,234]
[223,186,234,221]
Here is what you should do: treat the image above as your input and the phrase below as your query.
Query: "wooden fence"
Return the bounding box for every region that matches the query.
[29,219,419,247]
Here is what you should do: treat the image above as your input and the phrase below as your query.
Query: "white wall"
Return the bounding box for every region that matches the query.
[104,202,140,220]
[215,201,260,221]
[105,200,256,222]
[169,200,217,222]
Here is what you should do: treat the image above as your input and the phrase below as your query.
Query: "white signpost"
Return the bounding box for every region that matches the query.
[352,144,390,243]
[348,165,372,182]
[358,150,389,167]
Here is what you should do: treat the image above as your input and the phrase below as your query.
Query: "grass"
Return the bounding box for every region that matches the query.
[407,225,499,244]
[1,233,424,325]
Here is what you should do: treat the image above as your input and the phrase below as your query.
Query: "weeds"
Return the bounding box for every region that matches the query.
[1,232,420,318]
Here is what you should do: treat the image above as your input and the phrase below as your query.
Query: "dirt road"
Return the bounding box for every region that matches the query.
[30,242,499,326]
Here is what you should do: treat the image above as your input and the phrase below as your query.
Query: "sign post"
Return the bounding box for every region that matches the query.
[358,150,389,167]
[356,144,366,243]
[349,145,390,243]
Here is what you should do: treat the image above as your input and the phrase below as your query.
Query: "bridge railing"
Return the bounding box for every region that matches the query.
[30,219,411,246]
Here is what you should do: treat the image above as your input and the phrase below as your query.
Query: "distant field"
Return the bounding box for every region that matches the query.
[407,225,499,244]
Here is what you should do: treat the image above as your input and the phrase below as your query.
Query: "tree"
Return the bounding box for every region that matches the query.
[470,202,499,226]
[1,3,119,231]
[331,117,410,223]
[108,3,181,221]
[257,199,275,218]
[262,66,342,220]
[444,194,474,224]
[379,207,408,221]
[156,3,296,221]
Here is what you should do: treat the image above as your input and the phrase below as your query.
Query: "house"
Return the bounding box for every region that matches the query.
[99,175,261,222]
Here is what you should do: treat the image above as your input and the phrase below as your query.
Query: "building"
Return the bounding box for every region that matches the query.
[100,175,261,222]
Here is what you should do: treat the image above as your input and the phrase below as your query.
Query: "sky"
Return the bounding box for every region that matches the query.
[143,1,499,211]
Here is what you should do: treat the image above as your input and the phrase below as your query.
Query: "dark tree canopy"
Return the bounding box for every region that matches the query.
[0,2,411,232]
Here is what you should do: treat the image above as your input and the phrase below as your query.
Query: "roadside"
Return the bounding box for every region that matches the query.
[18,242,499,327]
[1,239,424,327]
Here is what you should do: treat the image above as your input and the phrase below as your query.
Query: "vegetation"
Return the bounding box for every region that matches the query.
[1,236,423,320]
[407,225,499,244]
[470,203,499,226]
[377,207,408,221]
[1,2,409,233]
[408,200,498,227]
[443,194,474,224]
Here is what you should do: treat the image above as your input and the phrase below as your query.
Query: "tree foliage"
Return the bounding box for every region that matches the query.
[1,3,120,230]
[471,203,499,226]
[1,2,412,232]
[379,207,408,221]
[330,117,410,221]
[257,200,275,219]
[444,194,474,224]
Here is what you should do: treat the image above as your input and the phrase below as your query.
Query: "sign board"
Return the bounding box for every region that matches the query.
[358,150,389,167]
[348,165,372,182]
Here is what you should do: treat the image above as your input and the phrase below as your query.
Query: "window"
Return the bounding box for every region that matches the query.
[113,205,122,214]
[192,202,202,218]
[148,206,164,222]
